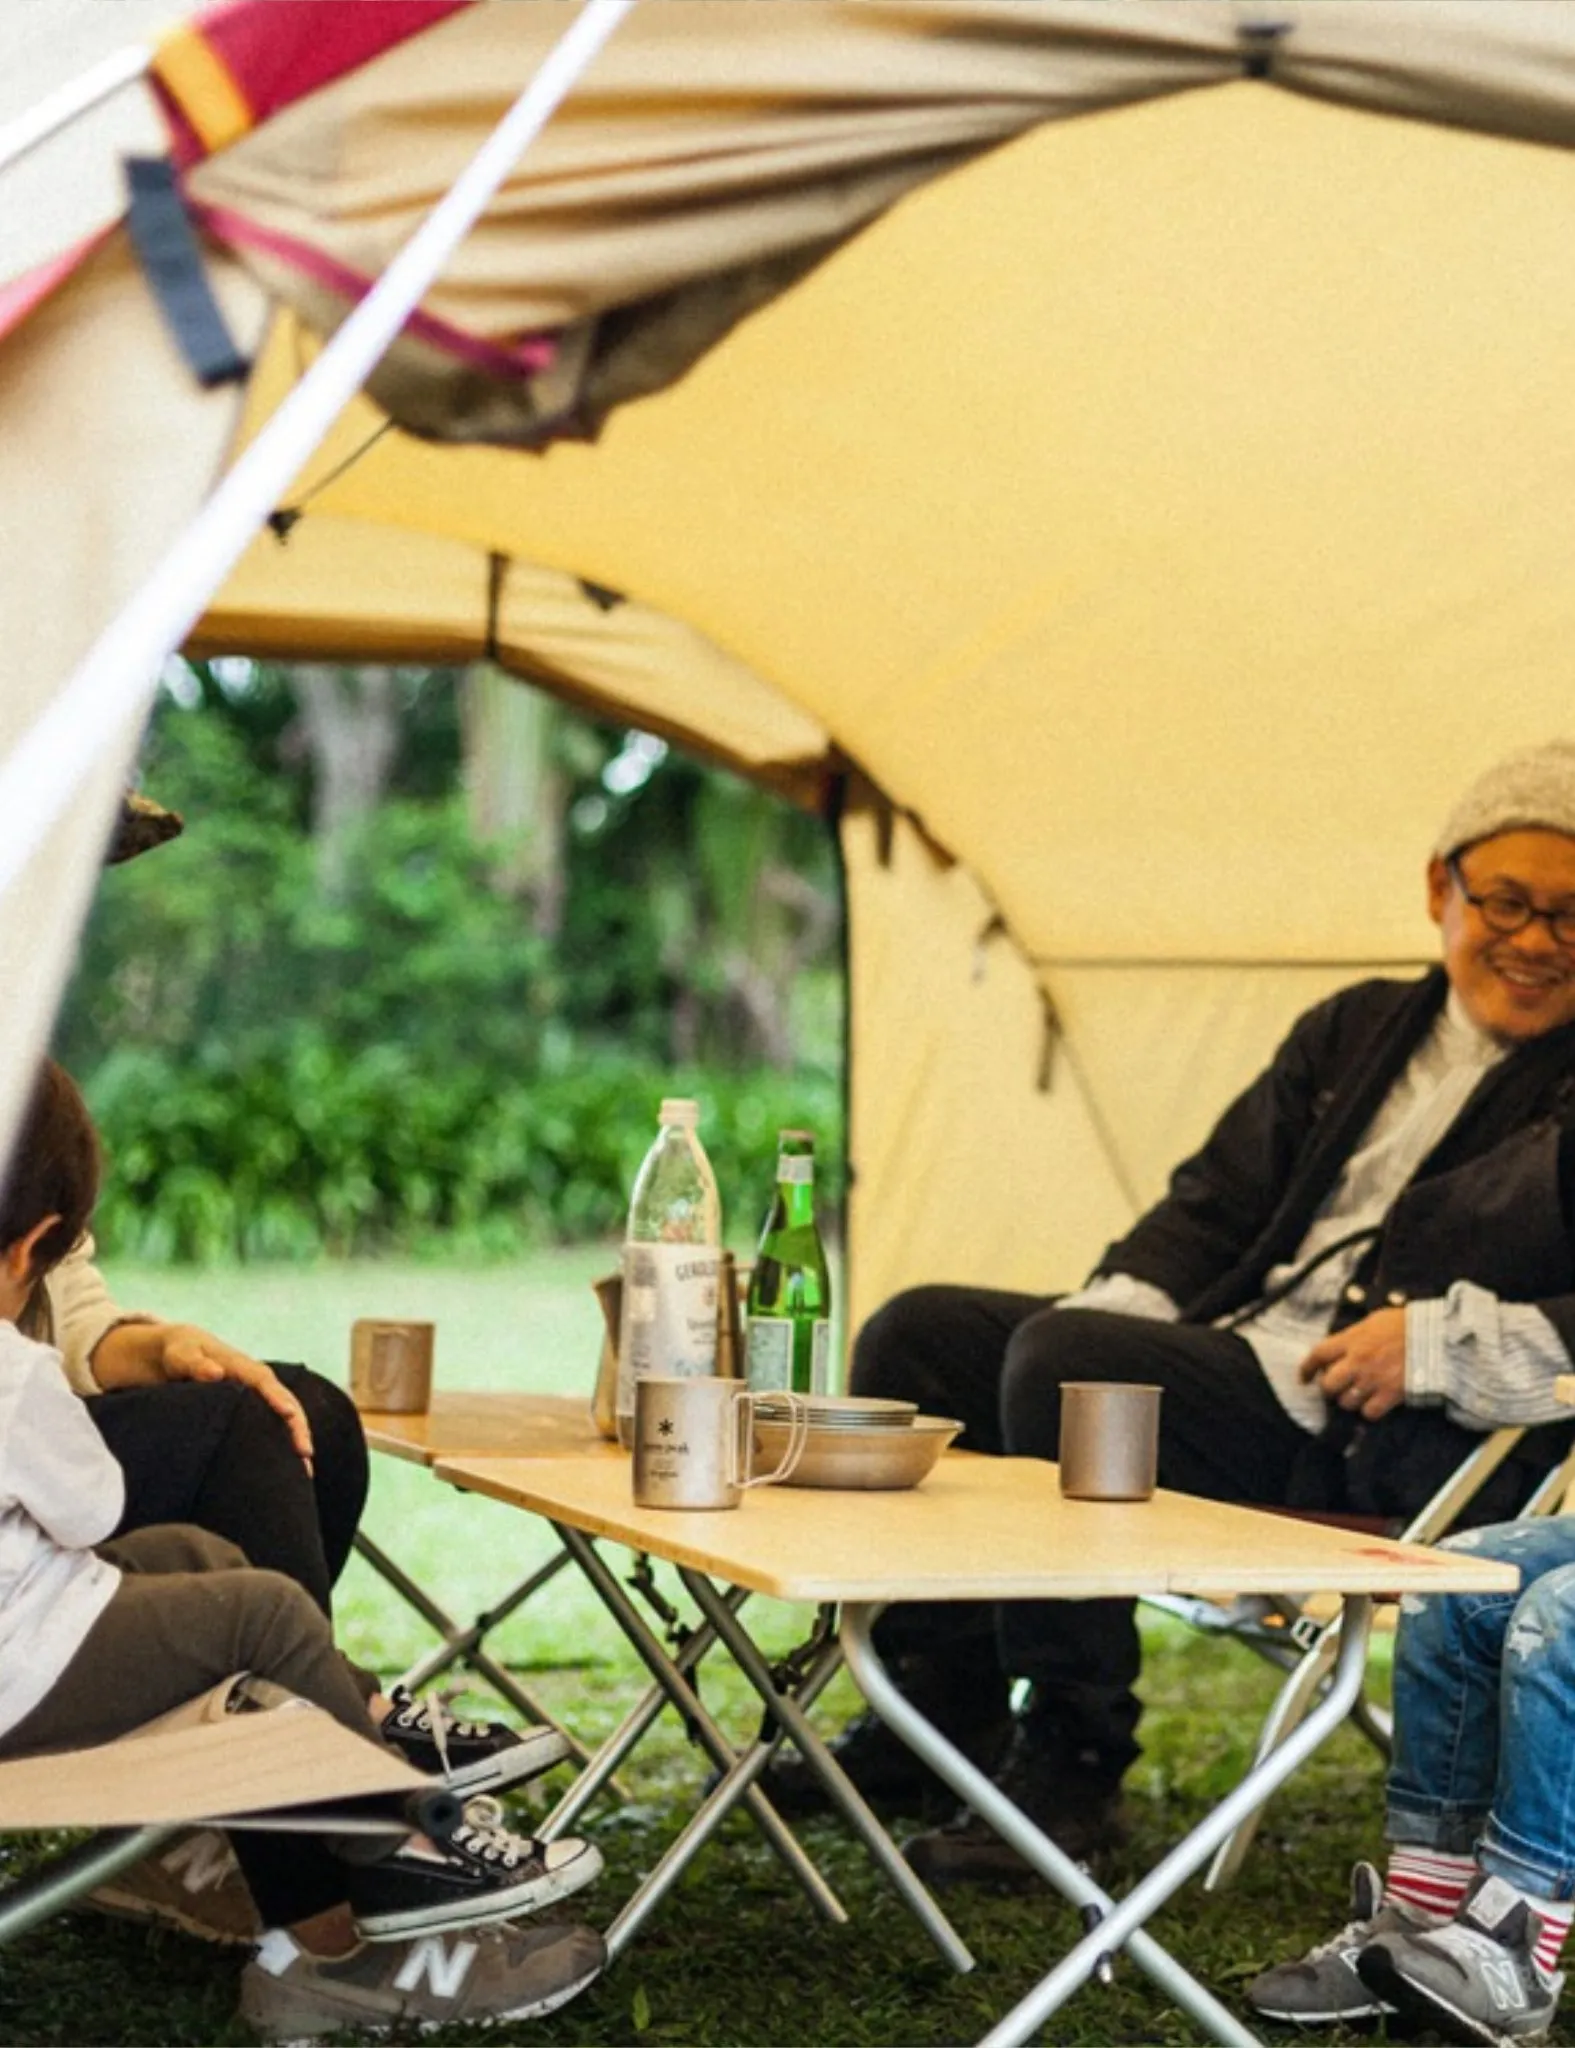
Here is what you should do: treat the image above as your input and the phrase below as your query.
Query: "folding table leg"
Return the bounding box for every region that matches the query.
[546,1522,846,1955]
[841,1602,1386,2048]
[540,1584,747,1839]
[352,1530,598,1772]
[680,1570,975,1975]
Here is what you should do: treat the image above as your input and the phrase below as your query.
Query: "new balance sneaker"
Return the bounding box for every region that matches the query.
[1246,1861,1430,2024]
[349,1797,602,1940]
[1357,1871,1563,2044]
[86,1827,262,1947]
[377,1685,569,1795]
[240,1919,605,2040]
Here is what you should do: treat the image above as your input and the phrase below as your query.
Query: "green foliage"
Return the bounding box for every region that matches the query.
[60,681,844,1262]
[87,1046,842,1262]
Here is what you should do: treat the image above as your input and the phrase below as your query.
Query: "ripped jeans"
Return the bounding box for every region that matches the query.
[1388,1515,1575,1899]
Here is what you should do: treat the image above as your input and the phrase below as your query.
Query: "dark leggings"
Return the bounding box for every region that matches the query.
[87,1364,369,1618]
[851,1288,1309,1776]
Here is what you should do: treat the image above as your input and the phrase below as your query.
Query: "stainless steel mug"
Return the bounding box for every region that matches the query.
[632,1375,808,1509]
[1057,1381,1162,1500]
[349,1318,435,1414]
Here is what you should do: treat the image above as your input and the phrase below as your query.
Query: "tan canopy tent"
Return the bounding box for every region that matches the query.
[5,0,1575,1327]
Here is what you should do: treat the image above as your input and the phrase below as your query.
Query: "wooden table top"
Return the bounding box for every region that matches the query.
[431,1450,1521,1606]
[358,1390,617,1467]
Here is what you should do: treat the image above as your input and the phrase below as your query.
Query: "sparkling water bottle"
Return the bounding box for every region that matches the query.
[615,1098,723,1449]
[744,1128,831,1396]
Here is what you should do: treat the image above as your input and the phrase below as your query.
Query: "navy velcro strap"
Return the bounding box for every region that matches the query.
[124,155,250,389]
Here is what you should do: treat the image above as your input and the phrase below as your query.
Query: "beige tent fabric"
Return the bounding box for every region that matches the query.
[0,234,260,1171]
[183,0,1238,440]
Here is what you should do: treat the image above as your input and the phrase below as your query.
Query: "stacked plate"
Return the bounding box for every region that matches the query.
[752,1393,962,1490]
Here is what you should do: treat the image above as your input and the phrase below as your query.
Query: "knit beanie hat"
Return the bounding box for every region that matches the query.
[1433,741,1575,860]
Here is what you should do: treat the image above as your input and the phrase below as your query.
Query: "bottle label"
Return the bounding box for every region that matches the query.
[775,1155,813,1186]
[618,1243,720,1408]
[744,1315,830,1395]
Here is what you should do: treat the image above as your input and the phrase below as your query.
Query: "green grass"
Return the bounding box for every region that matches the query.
[0,1252,1559,2045]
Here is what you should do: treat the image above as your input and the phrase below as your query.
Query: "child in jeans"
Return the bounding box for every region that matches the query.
[0,1060,605,2040]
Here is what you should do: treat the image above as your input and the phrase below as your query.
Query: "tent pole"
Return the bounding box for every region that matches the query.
[0,0,635,907]
[0,46,152,175]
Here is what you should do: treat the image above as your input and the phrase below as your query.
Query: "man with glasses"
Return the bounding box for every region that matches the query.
[767,741,1575,1895]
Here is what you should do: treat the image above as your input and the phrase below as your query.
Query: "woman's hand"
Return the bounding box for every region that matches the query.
[91,1319,315,1469]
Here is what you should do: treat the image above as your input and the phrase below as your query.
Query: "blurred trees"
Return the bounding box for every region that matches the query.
[56,659,844,1261]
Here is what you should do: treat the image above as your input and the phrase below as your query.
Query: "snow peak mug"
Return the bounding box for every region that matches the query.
[349,1319,435,1414]
[1058,1382,1162,1500]
[632,1375,808,1510]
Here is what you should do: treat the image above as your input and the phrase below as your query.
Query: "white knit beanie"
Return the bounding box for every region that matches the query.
[1433,741,1575,860]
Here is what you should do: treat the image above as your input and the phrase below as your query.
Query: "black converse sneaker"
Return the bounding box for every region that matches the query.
[240,1919,606,2040]
[377,1686,569,1795]
[1357,1871,1563,2044]
[349,1797,602,1941]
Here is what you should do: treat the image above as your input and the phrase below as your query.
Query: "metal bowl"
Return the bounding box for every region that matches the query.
[752,1414,962,1490]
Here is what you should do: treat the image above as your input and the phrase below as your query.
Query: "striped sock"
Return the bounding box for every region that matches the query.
[1522,1893,1574,1978]
[1384,1846,1474,1922]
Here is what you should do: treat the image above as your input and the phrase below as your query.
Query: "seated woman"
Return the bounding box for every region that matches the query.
[30,1235,365,1618]
[0,1060,605,2041]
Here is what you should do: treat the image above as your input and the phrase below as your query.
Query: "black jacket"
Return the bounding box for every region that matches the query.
[1094,969,1575,1516]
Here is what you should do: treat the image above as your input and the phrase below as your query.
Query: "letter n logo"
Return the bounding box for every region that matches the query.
[392,1935,477,2000]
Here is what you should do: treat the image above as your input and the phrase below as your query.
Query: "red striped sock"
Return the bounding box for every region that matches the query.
[1524,1895,1574,1978]
[1384,1846,1473,1922]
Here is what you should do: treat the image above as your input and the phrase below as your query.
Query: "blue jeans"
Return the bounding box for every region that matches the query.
[1388,1515,1575,1899]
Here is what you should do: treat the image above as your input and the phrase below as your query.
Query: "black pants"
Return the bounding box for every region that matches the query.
[850,1289,1322,1777]
[87,1364,369,1618]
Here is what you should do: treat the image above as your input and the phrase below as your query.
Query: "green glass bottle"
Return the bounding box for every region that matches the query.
[744,1128,832,1396]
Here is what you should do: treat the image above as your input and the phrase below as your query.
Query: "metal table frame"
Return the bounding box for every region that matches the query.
[430,1450,1515,2045]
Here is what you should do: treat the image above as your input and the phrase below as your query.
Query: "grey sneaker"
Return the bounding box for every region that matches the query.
[1357,1871,1563,2044]
[239,1919,605,2040]
[86,1827,261,1947]
[349,1797,602,1940]
[1246,1861,1428,2024]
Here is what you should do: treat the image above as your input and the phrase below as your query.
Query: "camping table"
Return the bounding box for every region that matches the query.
[430,1447,1514,2048]
[355,1392,618,1765]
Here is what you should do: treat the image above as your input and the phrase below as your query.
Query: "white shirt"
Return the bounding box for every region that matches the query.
[1062,992,1574,1433]
[0,1322,123,1738]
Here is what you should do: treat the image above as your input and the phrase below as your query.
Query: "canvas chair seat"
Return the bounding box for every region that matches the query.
[0,1674,439,1949]
[1145,1424,1575,1890]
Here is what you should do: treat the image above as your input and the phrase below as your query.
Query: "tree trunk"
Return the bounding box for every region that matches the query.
[291,664,402,898]
[459,664,568,936]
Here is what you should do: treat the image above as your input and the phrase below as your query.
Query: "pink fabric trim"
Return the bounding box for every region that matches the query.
[166,1,473,166]
[0,230,113,347]
[193,202,557,378]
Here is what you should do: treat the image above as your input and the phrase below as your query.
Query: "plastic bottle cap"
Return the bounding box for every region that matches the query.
[659,1097,701,1125]
[778,1128,814,1144]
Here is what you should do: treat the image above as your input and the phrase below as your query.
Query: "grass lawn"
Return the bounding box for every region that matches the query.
[0,1251,1552,2045]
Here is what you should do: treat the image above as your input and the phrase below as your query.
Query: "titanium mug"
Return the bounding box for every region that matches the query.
[1057,1381,1162,1501]
[349,1318,435,1414]
[632,1375,808,1509]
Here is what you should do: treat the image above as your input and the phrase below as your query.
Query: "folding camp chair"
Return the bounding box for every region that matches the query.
[1146,1422,1575,1890]
[0,1674,449,1948]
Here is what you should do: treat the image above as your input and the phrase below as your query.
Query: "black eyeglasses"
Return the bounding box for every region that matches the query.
[1448,857,1575,948]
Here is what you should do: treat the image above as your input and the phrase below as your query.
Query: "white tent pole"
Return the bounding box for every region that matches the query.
[0,0,635,906]
[0,45,152,175]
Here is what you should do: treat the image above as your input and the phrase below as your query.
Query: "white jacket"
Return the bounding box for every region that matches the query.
[0,1322,122,1737]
